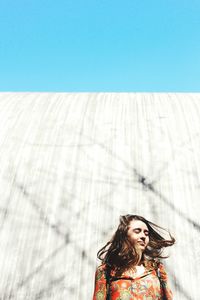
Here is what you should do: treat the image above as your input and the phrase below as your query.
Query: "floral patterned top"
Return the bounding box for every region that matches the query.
[92,262,173,300]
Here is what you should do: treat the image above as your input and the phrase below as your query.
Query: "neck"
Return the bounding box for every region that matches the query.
[136,252,144,265]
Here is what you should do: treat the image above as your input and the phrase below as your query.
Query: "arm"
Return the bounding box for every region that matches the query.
[92,265,107,300]
[158,263,173,300]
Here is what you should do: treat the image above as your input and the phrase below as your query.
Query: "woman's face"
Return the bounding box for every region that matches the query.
[127,219,149,251]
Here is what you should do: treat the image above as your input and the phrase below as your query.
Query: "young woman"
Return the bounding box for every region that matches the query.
[92,214,175,300]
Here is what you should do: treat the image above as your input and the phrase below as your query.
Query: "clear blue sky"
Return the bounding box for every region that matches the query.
[0,0,200,92]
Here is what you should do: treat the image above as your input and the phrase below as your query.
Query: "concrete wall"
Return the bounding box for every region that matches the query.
[0,92,199,299]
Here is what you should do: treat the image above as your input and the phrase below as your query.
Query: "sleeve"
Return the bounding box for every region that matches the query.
[92,266,107,300]
[158,263,173,300]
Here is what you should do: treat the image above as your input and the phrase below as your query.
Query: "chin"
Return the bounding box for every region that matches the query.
[138,245,146,251]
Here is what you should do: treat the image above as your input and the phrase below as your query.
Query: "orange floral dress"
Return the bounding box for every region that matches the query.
[92,262,173,300]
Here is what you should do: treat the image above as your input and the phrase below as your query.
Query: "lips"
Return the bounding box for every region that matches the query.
[137,241,145,246]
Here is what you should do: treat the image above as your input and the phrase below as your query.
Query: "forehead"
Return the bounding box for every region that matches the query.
[128,220,149,230]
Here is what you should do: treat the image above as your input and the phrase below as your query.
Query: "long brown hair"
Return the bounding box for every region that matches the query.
[97,214,175,274]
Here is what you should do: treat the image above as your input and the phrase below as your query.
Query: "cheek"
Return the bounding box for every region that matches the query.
[128,233,138,243]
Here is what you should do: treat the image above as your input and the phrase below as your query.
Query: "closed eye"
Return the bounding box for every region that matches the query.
[133,228,149,235]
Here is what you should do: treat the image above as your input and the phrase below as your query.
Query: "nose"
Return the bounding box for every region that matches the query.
[140,231,146,240]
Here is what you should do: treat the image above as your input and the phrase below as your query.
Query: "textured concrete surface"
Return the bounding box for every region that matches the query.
[0,92,200,299]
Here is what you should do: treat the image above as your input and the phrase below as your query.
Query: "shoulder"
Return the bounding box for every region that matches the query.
[157,261,167,271]
[97,264,106,270]
[156,261,169,281]
[94,264,107,282]
[95,264,106,275]
[144,258,161,269]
